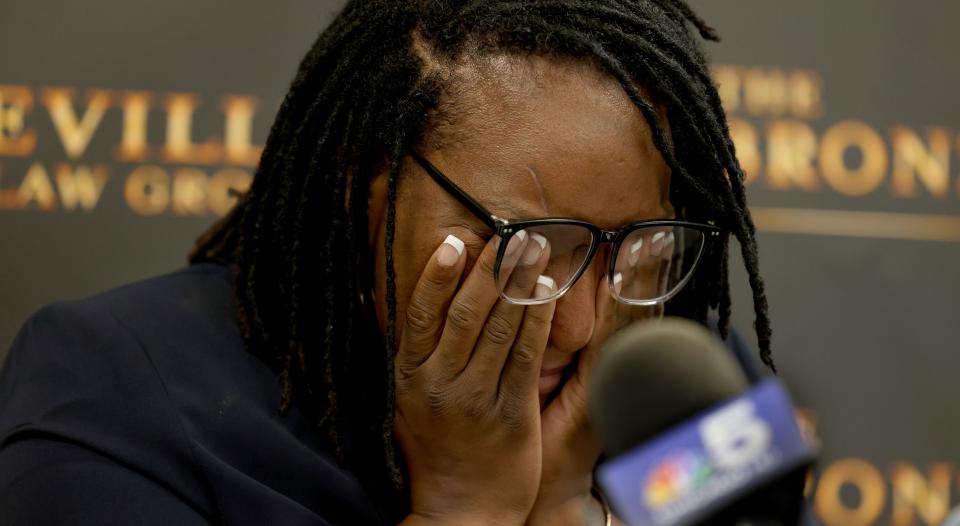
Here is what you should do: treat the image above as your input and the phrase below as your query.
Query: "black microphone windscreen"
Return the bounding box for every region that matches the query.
[589,317,749,458]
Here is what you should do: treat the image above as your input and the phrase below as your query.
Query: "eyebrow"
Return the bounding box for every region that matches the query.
[465,183,671,232]
[482,197,538,221]
[474,165,552,220]
[412,149,661,228]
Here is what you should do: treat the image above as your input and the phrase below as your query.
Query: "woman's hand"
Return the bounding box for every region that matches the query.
[396,233,555,526]
[527,236,663,525]
[524,278,614,525]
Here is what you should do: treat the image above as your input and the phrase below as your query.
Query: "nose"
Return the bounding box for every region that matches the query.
[547,257,607,355]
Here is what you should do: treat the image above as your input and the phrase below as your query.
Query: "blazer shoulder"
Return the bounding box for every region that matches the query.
[0,265,238,517]
[3,263,235,374]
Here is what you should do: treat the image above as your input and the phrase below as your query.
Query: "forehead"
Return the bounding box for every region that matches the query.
[423,54,672,229]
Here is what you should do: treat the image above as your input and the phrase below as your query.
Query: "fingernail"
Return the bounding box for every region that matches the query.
[531,233,547,250]
[534,274,556,299]
[628,238,643,265]
[437,234,464,267]
[504,230,527,257]
[651,232,665,257]
[613,272,623,294]
[521,233,548,265]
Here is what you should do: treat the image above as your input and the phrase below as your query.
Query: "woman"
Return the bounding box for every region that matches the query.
[0,1,774,524]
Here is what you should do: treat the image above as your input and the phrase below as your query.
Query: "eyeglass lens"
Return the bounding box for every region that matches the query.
[494,224,706,305]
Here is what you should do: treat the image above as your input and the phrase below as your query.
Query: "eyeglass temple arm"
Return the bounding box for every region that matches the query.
[408,150,500,230]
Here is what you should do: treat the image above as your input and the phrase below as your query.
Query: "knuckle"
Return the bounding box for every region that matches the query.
[459,384,493,419]
[564,379,591,422]
[523,304,554,328]
[395,361,420,383]
[447,299,480,332]
[483,311,515,346]
[570,376,590,408]
[497,394,527,431]
[509,340,539,368]
[475,250,498,277]
[425,381,455,417]
[420,270,451,291]
[405,296,439,334]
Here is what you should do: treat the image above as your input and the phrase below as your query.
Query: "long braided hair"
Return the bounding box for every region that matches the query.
[189,0,774,518]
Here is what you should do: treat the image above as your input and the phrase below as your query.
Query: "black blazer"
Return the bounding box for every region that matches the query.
[0,263,381,525]
[0,263,766,525]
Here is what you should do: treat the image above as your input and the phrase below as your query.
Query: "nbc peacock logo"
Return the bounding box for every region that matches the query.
[643,450,714,507]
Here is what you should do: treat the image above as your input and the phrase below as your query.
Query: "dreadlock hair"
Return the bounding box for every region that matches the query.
[189,0,774,519]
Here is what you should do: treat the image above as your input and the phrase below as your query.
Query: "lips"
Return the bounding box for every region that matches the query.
[539,364,569,377]
[538,363,571,397]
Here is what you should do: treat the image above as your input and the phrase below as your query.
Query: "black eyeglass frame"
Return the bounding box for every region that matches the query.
[408,149,723,305]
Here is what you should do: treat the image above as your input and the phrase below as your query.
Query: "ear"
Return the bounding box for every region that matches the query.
[367,169,389,251]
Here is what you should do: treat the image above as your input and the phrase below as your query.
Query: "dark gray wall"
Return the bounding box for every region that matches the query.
[0,0,342,350]
[2,2,957,523]
[692,2,960,523]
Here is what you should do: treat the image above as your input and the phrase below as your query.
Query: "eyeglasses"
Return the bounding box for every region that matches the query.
[408,150,721,306]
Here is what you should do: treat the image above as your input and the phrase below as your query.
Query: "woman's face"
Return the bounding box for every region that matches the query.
[368,55,673,406]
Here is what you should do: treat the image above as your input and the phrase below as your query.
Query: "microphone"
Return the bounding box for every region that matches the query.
[589,318,816,526]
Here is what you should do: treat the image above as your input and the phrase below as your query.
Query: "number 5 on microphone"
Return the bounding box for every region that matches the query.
[699,399,772,470]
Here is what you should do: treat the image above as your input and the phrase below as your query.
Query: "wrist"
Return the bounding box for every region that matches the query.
[404,507,529,526]
[525,493,592,526]
[402,512,506,526]
[525,489,614,526]
[526,473,593,525]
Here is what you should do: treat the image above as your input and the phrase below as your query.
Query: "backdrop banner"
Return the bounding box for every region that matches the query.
[1,2,957,524]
